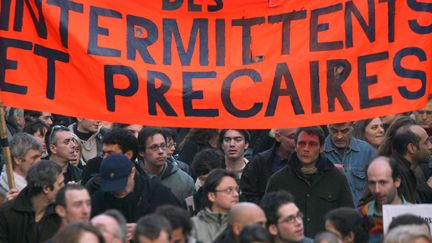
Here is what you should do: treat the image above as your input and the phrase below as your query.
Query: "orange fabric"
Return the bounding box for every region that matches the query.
[0,0,431,128]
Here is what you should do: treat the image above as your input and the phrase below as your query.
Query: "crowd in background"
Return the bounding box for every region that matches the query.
[0,97,431,243]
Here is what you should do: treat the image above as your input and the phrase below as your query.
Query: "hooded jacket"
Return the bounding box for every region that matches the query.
[137,160,195,203]
[191,208,228,243]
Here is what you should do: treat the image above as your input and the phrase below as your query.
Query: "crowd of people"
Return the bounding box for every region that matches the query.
[0,97,432,243]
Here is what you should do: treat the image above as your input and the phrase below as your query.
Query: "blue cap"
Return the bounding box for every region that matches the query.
[100,154,133,192]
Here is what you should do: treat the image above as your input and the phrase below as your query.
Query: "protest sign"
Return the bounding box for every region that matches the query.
[383,204,432,234]
[0,0,431,128]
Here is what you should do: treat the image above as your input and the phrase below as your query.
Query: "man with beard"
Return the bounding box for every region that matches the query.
[391,123,432,203]
[260,191,313,243]
[358,156,409,242]
[48,126,82,184]
[219,129,250,179]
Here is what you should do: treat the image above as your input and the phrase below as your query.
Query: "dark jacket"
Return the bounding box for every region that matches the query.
[91,174,181,222]
[240,144,286,204]
[392,153,432,203]
[266,153,354,237]
[64,163,82,184]
[212,226,236,243]
[0,187,61,243]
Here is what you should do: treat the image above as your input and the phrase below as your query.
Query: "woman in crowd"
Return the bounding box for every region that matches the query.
[353,117,385,149]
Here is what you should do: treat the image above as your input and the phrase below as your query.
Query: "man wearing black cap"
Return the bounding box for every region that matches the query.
[91,154,180,222]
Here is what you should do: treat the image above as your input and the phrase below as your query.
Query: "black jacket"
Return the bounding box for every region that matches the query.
[64,163,82,184]
[240,144,286,204]
[0,187,61,243]
[91,174,181,222]
[266,153,354,237]
[392,153,432,203]
[212,226,236,243]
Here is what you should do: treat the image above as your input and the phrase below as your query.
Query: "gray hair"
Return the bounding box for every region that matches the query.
[384,225,432,243]
[10,133,42,164]
[103,209,127,243]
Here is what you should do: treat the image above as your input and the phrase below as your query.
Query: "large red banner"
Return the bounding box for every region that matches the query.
[0,0,431,128]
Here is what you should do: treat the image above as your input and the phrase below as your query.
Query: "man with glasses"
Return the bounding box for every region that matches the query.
[266,126,353,237]
[324,122,376,206]
[413,96,432,136]
[261,191,313,243]
[48,125,82,184]
[241,128,297,204]
[137,127,194,203]
[161,127,192,175]
[191,169,239,242]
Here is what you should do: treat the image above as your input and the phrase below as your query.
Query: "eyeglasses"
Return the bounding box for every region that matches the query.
[146,143,167,152]
[48,125,69,145]
[214,186,240,195]
[278,212,304,224]
[167,142,176,149]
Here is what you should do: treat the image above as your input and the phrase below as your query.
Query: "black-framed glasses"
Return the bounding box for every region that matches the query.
[278,212,304,224]
[146,143,167,152]
[214,186,240,195]
[48,125,69,145]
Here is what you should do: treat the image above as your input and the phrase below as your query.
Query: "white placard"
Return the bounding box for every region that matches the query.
[383,204,432,234]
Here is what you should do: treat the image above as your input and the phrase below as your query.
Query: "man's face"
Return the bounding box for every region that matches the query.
[273,203,305,242]
[126,124,143,138]
[209,176,239,213]
[295,131,322,167]
[51,131,77,161]
[274,128,296,158]
[221,130,248,161]
[102,144,124,159]
[141,134,167,168]
[414,101,432,129]
[410,125,432,164]
[171,228,186,243]
[33,129,47,154]
[166,137,176,158]
[15,148,42,176]
[62,189,91,223]
[39,112,53,127]
[328,123,353,149]
[367,159,400,207]
[78,118,101,133]
[92,214,122,243]
[47,173,65,203]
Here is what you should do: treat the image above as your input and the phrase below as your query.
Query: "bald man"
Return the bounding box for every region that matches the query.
[358,156,409,242]
[213,202,267,243]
